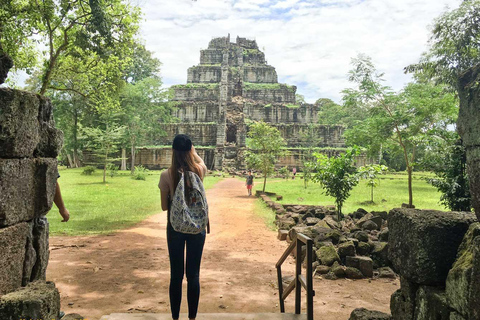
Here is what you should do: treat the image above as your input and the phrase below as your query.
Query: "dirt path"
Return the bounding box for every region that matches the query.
[48,178,398,320]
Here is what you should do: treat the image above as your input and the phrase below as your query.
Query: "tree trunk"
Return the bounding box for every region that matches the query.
[130,144,136,174]
[73,109,79,168]
[371,185,374,203]
[263,174,267,193]
[103,149,108,183]
[407,165,413,206]
[121,148,127,171]
[66,153,74,168]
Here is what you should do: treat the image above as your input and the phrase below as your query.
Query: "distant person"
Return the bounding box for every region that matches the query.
[245,170,254,196]
[292,167,297,180]
[159,134,208,320]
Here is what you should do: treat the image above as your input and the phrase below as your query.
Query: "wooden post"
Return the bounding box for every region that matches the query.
[295,240,302,314]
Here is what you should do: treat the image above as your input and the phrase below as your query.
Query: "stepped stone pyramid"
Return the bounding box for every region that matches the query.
[152,35,346,170]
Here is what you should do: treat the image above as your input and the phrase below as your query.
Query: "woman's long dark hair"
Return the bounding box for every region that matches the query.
[171,149,201,200]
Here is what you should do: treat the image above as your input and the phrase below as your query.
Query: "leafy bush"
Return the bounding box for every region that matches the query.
[82,166,96,175]
[107,163,119,178]
[278,166,289,179]
[132,165,149,180]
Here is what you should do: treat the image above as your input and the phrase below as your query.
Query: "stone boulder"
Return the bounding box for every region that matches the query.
[457,63,480,221]
[317,245,340,266]
[0,281,60,320]
[349,308,392,320]
[390,277,418,320]
[337,241,356,261]
[469,236,480,320]
[0,48,13,85]
[445,223,480,318]
[0,223,29,295]
[346,256,373,278]
[345,267,363,279]
[371,241,389,268]
[414,286,450,320]
[388,208,476,286]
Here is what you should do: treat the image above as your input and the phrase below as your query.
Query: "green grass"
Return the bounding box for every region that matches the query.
[254,199,277,230]
[50,168,222,236]
[254,172,447,214]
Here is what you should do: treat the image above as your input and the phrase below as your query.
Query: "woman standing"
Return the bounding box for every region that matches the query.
[159,134,208,320]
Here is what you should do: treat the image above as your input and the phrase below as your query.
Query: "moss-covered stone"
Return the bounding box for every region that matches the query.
[0,281,60,320]
[338,241,356,260]
[446,223,480,317]
[317,245,340,266]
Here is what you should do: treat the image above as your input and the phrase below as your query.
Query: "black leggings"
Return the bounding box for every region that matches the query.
[167,224,206,319]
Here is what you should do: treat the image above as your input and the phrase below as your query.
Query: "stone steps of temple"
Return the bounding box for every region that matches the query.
[99,313,307,320]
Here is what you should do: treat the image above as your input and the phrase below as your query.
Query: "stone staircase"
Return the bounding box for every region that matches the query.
[100,313,307,320]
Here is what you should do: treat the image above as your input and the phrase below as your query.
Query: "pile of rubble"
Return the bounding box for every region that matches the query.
[259,193,396,280]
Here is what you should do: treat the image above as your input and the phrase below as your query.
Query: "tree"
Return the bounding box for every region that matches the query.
[0,0,140,96]
[315,98,349,125]
[405,0,480,91]
[358,164,389,203]
[426,139,471,211]
[80,120,126,183]
[312,147,360,220]
[245,121,287,192]
[343,55,457,206]
[120,77,175,173]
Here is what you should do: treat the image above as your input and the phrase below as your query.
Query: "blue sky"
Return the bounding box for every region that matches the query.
[137,0,462,103]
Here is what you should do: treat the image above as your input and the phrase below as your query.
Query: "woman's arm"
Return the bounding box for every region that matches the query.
[160,190,169,211]
[191,145,207,179]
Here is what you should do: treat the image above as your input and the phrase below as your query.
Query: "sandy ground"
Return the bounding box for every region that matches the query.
[48,178,399,320]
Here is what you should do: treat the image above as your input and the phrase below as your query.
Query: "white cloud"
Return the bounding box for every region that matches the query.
[138,0,462,103]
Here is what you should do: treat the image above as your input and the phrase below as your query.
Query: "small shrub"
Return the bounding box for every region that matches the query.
[133,165,149,180]
[82,166,96,175]
[107,163,119,178]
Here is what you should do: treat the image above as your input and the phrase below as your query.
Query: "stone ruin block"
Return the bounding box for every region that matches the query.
[414,286,450,320]
[457,64,480,220]
[0,222,28,295]
[469,236,480,320]
[390,276,418,320]
[30,217,50,281]
[349,308,392,320]
[0,280,60,320]
[445,223,480,317]
[0,158,58,227]
[0,88,41,158]
[0,88,63,158]
[388,208,476,286]
[35,95,64,158]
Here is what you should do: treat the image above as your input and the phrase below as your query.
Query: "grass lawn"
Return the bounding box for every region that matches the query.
[50,168,222,236]
[253,172,447,214]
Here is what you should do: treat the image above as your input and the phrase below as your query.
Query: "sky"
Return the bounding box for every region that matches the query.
[136,0,462,103]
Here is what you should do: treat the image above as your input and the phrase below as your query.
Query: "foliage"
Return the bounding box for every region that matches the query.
[80,121,126,183]
[312,147,360,219]
[278,166,290,179]
[358,164,389,203]
[107,163,119,178]
[299,123,323,189]
[302,161,315,189]
[406,0,480,90]
[296,94,306,104]
[132,165,149,181]
[342,54,458,206]
[426,139,471,211]
[243,82,296,93]
[82,166,96,175]
[245,121,287,192]
[255,172,444,214]
[1,0,140,95]
[315,98,348,125]
[171,83,219,90]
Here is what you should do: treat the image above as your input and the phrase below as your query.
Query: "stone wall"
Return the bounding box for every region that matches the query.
[155,123,217,146]
[243,85,296,103]
[457,64,480,221]
[272,124,345,147]
[172,85,219,101]
[244,103,318,124]
[0,86,63,319]
[243,66,277,83]
[277,148,368,169]
[173,102,219,122]
[187,65,222,83]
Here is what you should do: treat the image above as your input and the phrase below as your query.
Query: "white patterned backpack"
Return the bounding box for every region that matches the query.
[170,171,209,234]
